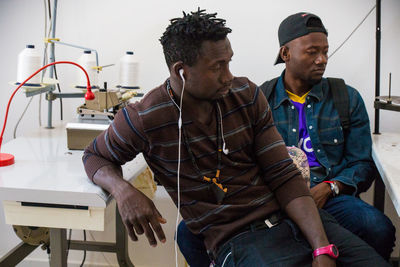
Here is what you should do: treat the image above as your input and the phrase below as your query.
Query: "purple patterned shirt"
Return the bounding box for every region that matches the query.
[290,99,320,167]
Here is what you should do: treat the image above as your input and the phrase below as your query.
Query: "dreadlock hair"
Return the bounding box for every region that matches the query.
[160,8,232,69]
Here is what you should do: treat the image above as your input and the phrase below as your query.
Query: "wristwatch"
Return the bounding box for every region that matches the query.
[323,181,339,197]
[313,244,339,259]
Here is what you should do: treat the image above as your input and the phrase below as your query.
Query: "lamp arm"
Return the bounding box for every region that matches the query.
[0,61,93,149]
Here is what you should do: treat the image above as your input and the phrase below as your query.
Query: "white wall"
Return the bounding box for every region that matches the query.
[0,0,399,266]
[1,0,399,144]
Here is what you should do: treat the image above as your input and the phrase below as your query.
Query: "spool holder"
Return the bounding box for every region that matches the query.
[13,81,86,129]
[43,1,101,128]
[374,72,400,113]
[373,0,400,134]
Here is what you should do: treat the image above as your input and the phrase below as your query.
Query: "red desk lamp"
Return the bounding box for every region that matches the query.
[0,61,94,167]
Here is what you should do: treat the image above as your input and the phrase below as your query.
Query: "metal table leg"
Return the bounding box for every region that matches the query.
[49,228,68,267]
[116,206,134,267]
[0,242,38,266]
[373,174,386,212]
[47,207,133,267]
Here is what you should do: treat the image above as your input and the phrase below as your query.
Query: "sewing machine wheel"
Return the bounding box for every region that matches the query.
[13,225,50,248]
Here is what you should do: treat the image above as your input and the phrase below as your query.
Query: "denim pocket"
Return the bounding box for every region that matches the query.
[318,126,344,165]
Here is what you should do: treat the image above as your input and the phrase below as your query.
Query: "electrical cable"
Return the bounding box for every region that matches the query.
[65,230,113,266]
[67,229,72,256]
[46,0,63,121]
[39,0,54,126]
[40,0,49,126]
[47,0,51,19]
[39,0,53,127]
[38,94,42,127]
[43,0,47,42]
[13,97,34,138]
[87,231,114,266]
[13,0,62,135]
[329,5,376,59]
[53,63,63,120]
[38,0,49,128]
[66,230,111,266]
[12,0,51,136]
[80,230,87,267]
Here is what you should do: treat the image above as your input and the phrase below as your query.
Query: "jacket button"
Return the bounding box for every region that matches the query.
[292,128,297,132]
[334,139,338,143]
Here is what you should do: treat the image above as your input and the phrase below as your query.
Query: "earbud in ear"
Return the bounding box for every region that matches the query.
[179,69,185,82]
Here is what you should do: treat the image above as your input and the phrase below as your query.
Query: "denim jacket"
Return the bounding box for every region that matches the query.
[266,73,374,194]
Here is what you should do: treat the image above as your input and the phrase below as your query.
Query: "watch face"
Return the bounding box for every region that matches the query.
[333,184,339,195]
[331,245,339,256]
[331,182,339,196]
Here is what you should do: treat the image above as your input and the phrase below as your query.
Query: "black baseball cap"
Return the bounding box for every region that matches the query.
[275,12,328,65]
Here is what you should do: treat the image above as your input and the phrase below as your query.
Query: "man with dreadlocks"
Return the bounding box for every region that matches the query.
[83,9,388,267]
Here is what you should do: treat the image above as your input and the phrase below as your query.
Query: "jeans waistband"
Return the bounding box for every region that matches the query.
[210,211,286,261]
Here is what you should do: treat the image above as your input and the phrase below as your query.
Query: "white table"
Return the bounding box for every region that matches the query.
[372,132,400,216]
[0,124,147,266]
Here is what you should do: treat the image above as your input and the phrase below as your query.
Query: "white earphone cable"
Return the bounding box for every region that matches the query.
[217,103,228,155]
[221,251,232,267]
[175,75,185,267]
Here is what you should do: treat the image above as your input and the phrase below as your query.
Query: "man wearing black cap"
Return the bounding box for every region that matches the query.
[260,12,395,261]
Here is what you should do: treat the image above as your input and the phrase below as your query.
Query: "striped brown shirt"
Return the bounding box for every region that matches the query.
[83,76,310,254]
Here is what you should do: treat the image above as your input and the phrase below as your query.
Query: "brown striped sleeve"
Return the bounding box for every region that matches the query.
[252,85,311,208]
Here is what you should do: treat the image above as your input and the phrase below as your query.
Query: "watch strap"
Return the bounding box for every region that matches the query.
[313,244,339,259]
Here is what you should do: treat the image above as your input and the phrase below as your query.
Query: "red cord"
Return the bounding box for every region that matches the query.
[0,61,93,148]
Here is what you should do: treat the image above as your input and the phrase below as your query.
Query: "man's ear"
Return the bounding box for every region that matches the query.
[280,46,290,62]
[171,62,185,80]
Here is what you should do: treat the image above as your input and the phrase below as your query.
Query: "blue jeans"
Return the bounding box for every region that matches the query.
[214,210,389,267]
[323,195,395,260]
[177,197,394,266]
[177,220,210,267]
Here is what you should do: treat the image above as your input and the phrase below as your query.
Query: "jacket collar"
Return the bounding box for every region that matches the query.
[273,70,324,109]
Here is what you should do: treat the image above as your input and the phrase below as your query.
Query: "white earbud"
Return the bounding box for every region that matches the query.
[177,68,185,130]
[223,142,229,155]
[179,68,185,82]
[178,117,182,129]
